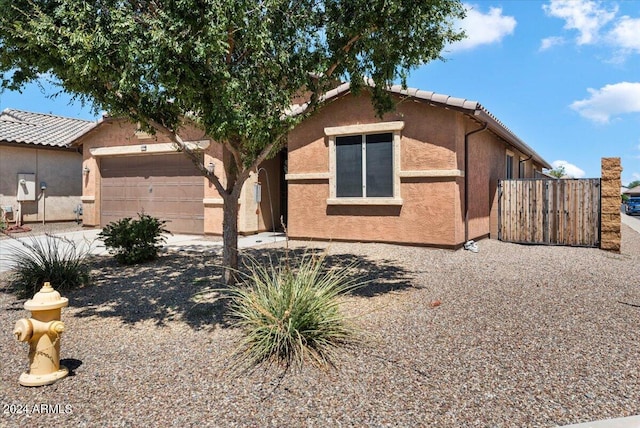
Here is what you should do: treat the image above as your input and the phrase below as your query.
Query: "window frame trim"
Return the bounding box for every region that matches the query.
[326,122,404,204]
[505,150,515,179]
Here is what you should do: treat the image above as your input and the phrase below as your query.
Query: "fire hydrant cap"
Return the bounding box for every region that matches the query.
[24,282,68,311]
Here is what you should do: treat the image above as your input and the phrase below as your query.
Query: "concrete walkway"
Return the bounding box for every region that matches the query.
[560,415,640,428]
[0,229,286,273]
[621,212,640,234]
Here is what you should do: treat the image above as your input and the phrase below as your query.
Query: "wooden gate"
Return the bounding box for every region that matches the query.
[498,179,601,247]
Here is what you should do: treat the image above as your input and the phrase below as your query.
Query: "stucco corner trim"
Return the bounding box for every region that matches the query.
[399,169,464,178]
[203,198,224,205]
[285,172,331,181]
[326,197,404,206]
[80,196,96,202]
[203,198,242,207]
[324,121,405,136]
[90,140,210,157]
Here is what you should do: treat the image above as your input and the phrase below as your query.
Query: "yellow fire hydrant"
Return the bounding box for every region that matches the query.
[13,282,69,386]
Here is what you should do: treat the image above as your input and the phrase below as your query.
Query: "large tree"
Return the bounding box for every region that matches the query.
[0,0,465,283]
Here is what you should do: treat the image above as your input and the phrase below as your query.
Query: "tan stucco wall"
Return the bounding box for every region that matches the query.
[0,144,82,223]
[287,93,540,247]
[465,120,502,241]
[79,118,279,235]
[287,93,464,246]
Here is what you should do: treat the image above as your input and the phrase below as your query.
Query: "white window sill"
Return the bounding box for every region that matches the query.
[326,198,403,206]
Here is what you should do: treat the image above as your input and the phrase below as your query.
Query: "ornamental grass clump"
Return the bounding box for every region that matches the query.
[228,251,362,371]
[5,233,92,298]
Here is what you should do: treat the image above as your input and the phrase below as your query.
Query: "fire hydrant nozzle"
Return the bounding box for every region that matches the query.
[14,282,69,387]
[49,321,65,335]
[13,318,33,342]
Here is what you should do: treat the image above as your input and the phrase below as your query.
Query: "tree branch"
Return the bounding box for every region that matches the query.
[324,32,366,78]
[236,131,287,189]
[224,137,243,173]
[140,115,228,197]
[226,26,234,65]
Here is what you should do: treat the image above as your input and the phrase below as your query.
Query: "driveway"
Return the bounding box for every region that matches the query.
[0,229,286,273]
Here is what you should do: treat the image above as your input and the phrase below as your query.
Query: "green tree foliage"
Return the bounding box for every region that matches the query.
[0,0,465,283]
[548,165,566,179]
[627,180,640,189]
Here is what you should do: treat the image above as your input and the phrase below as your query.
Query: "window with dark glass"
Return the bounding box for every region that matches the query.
[506,154,514,179]
[336,133,393,197]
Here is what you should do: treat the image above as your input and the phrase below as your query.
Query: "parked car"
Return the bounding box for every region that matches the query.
[625,197,640,215]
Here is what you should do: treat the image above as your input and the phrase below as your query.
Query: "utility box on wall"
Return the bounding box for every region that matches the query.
[17,173,36,201]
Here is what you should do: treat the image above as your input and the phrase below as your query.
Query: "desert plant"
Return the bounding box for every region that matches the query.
[6,234,92,298]
[98,213,169,265]
[227,251,362,371]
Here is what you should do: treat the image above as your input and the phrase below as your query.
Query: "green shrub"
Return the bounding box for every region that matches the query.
[6,234,91,298]
[98,213,169,265]
[227,251,362,371]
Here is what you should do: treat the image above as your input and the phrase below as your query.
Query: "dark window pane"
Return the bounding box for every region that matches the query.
[506,154,513,179]
[366,133,393,197]
[336,135,362,197]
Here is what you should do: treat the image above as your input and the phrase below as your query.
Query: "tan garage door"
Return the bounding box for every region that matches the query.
[101,154,204,234]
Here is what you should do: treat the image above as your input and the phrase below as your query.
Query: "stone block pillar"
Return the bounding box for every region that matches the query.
[600,157,622,252]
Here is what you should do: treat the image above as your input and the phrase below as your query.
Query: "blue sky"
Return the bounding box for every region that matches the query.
[1,0,638,185]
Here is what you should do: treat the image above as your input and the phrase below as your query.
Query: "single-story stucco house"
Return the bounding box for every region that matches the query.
[76,83,551,248]
[0,108,97,224]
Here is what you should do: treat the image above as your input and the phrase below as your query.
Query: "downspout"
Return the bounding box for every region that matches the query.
[464,122,488,244]
[519,154,533,177]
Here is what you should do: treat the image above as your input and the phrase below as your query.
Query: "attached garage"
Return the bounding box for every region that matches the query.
[100,154,204,234]
[78,117,282,236]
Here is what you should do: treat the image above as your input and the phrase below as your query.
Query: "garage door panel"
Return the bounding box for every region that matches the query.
[100,154,204,234]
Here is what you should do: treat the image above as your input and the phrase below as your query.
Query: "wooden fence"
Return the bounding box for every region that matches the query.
[498,178,601,247]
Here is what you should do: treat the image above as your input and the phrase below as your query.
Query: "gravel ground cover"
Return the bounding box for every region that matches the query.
[0,225,638,427]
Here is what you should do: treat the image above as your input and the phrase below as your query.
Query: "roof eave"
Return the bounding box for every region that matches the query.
[303,82,552,169]
[474,109,552,169]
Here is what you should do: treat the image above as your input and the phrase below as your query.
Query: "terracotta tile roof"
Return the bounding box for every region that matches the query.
[289,80,551,169]
[0,108,97,148]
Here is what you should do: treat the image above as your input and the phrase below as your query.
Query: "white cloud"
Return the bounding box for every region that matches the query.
[543,0,617,45]
[609,16,640,53]
[551,160,586,178]
[570,82,640,123]
[449,4,516,52]
[539,36,565,51]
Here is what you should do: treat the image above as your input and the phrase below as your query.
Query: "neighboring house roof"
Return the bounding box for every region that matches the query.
[625,186,640,196]
[289,81,552,169]
[0,108,97,148]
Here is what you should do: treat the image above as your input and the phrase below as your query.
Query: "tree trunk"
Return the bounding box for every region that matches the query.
[222,193,240,285]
